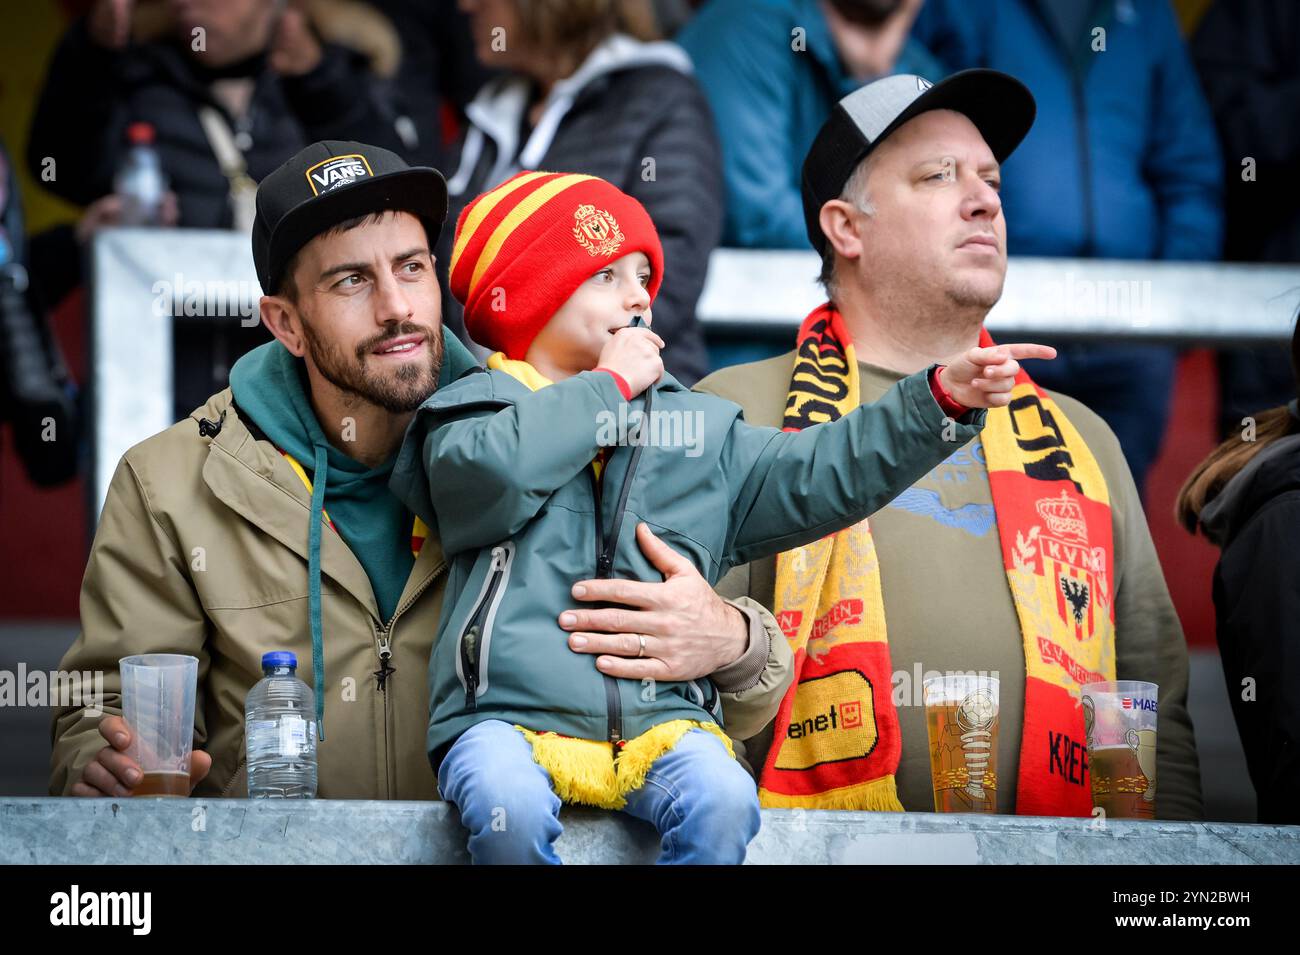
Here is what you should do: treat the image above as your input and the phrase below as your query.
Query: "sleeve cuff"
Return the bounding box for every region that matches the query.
[594,367,633,401]
[929,364,970,418]
[710,601,770,693]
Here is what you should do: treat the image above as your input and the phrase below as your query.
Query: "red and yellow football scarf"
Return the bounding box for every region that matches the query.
[758,304,1116,816]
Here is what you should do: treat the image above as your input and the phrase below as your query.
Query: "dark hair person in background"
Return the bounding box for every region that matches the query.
[440,0,720,385]
[364,0,497,170]
[1177,318,1300,825]
[25,0,412,415]
[27,0,409,229]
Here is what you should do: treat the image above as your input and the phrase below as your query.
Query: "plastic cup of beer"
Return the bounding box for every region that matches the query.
[119,654,199,797]
[923,674,1000,813]
[1081,680,1157,819]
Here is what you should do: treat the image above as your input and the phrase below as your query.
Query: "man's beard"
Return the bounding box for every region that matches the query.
[300,318,443,414]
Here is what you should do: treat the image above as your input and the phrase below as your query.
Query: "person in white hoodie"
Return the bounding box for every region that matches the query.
[440,0,721,384]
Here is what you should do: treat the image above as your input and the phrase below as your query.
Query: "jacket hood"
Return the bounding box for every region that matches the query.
[229,336,377,489]
[448,33,694,195]
[226,327,479,738]
[1200,404,1300,547]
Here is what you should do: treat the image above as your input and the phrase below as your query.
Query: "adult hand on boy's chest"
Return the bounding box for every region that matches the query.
[556,522,748,680]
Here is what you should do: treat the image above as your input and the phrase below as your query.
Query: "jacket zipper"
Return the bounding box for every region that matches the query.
[372,558,448,797]
[374,630,395,691]
[590,386,654,756]
[460,543,513,710]
[588,467,622,755]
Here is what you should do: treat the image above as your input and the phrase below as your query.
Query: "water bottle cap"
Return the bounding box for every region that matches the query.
[126,122,156,145]
[262,651,297,670]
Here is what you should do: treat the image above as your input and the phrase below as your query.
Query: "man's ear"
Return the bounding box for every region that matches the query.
[259,295,307,358]
[819,199,866,264]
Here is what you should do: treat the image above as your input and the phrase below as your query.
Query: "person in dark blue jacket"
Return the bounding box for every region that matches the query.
[912,0,1224,496]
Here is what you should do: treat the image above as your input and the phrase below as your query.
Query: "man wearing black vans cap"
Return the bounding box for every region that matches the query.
[697,71,1203,819]
[252,139,448,300]
[52,139,794,805]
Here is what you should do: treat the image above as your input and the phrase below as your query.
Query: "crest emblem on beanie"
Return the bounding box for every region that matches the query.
[572,204,624,257]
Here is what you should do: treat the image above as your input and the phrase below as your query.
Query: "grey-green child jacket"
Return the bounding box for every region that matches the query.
[389,364,984,768]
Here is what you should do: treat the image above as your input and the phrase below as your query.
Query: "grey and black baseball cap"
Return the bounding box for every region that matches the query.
[801,69,1036,254]
[252,140,447,295]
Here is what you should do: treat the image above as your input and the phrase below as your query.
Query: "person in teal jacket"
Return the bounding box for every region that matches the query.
[676,0,939,249]
[389,171,1053,864]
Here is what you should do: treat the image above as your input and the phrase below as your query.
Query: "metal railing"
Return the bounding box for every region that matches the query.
[698,248,1300,343]
[5,797,1297,864]
[90,230,1300,517]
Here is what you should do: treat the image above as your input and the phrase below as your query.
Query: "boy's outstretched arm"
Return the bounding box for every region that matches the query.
[389,369,631,556]
[719,344,1054,570]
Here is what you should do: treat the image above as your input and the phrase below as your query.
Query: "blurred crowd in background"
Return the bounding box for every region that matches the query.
[1,0,1299,817]
[4,0,1297,493]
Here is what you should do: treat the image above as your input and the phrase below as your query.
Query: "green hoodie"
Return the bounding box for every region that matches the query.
[229,329,479,737]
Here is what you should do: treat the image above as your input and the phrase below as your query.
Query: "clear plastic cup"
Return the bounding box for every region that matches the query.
[119,654,199,797]
[1081,680,1158,819]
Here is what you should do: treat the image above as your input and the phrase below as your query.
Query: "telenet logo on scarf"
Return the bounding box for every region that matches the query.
[305,154,374,195]
[773,670,879,771]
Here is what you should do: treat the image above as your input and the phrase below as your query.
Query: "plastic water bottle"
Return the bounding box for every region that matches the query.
[113,122,168,226]
[245,651,317,798]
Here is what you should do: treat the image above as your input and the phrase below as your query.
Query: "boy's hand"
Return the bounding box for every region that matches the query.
[597,325,665,396]
[939,343,1057,409]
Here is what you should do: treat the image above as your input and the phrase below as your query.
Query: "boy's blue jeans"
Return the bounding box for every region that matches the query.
[437,719,761,864]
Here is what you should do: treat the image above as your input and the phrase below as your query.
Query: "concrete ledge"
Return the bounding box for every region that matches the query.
[4,798,1297,864]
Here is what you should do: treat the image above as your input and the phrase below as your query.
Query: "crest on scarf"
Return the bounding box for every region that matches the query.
[1033,489,1109,640]
[1010,490,1110,644]
[573,204,624,257]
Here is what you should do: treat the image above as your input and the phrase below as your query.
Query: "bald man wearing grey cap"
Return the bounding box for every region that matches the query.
[696,70,1202,820]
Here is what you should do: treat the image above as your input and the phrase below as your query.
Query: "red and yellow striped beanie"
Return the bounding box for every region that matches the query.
[449,171,664,359]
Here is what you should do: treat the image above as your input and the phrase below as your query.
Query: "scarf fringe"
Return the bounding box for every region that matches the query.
[618,720,735,797]
[759,774,904,812]
[515,726,621,808]
[515,720,733,810]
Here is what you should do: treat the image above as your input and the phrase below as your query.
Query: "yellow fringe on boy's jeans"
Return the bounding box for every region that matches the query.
[513,720,736,810]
